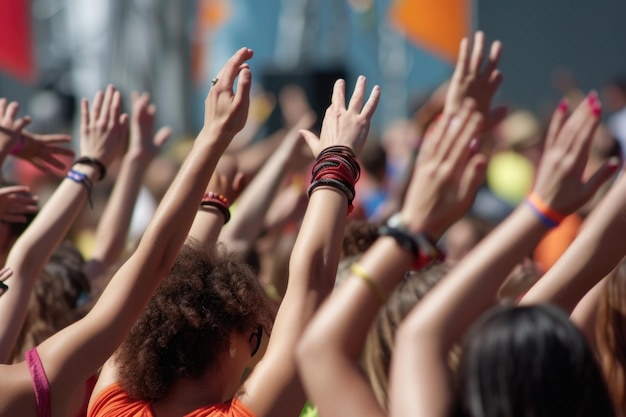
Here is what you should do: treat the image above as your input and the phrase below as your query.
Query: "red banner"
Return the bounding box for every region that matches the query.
[0,0,35,82]
[389,0,471,63]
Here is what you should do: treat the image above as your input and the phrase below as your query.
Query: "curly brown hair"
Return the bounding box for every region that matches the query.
[115,242,274,401]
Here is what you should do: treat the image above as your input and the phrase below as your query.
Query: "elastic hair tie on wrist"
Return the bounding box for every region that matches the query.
[73,157,107,181]
[525,192,566,229]
[66,168,94,209]
[351,263,387,304]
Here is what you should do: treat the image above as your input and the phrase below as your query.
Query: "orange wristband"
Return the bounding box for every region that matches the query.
[526,192,566,227]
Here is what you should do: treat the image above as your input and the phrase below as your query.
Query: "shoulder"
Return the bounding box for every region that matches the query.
[88,383,150,417]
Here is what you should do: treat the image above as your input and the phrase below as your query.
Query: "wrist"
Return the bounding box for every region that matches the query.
[381,213,445,270]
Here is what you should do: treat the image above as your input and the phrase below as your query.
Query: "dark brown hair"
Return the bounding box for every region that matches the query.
[115,243,274,401]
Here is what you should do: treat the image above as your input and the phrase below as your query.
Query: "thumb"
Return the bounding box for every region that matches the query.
[154,126,172,148]
[581,157,620,202]
[299,129,320,157]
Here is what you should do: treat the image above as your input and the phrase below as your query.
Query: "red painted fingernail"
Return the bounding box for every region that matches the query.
[592,102,602,117]
[558,99,568,113]
[587,91,598,105]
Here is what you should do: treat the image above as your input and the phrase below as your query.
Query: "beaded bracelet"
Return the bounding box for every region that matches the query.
[200,192,231,223]
[66,169,94,208]
[525,192,566,229]
[73,157,107,181]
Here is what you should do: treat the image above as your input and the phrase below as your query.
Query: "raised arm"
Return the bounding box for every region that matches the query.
[296,33,504,417]
[219,112,314,254]
[84,92,171,281]
[390,92,610,417]
[237,76,380,417]
[0,86,127,363]
[0,48,253,417]
[520,157,625,315]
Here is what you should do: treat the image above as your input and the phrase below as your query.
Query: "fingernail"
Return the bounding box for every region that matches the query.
[558,99,568,113]
[608,157,621,172]
[587,90,598,105]
[469,137,480,154]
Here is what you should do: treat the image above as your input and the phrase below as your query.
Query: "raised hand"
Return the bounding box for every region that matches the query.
[532,92,616,214]
[444,31,505,132]
[402,98,485,239]
[203,47,254,139]
[0,185,38,223]
[0,99,31,153]
[14,131,75,174]
[300,76,380,157]
[129,92,171,160]
[79,85,128,167]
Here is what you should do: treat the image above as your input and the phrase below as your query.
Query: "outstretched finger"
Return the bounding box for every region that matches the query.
[544,98,569,148]
[153,126,172,148]
[469,31,485,75]
[80,99,90,137]
[99,85,115,124]
[453,37,470,80]
[232,67,252,111]
[45,145,75,158]
[331,79,346,109]
[0,267,12,282]
[0,99,7,117]
[90,91,104,121]
[481,40,502,79]
[218,47,254,90]
[348,76,366,113]
[109,90,123,127]
[0,185,30,196]
[360,85,381,120]
[6,102,20,121]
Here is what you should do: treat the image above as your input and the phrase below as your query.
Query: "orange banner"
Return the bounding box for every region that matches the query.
[0,0,35,82]
[389,0,471,63]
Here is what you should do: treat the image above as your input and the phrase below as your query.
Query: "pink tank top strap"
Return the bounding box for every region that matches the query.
[25,347,52,417]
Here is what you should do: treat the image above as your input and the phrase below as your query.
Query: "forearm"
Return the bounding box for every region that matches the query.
[85,154,151,279]
[521,174,626,313]
[298,237,412,417]
[220,143,291,250]
[241,187,348,417]
[0,165,97,362]
[39,129,231,390]
[407,205,547,350]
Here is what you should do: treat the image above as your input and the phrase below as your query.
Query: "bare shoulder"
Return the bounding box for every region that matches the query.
[0,361,38,416]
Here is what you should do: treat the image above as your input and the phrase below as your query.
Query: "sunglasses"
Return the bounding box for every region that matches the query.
[248,326,263,358]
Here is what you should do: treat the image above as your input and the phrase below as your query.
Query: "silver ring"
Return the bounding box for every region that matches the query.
[211,77,219,86]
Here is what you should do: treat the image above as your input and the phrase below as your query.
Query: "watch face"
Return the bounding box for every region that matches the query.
[387,213,405,229]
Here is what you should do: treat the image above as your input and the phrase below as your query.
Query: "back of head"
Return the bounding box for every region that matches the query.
[362,263,451,410]
[115,243,274,401]
[456,304,615,417]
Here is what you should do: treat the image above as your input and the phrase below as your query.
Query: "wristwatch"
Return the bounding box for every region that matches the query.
[379,213,445,270]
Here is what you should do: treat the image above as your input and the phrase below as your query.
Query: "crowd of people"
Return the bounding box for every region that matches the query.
[0,30,625,417]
